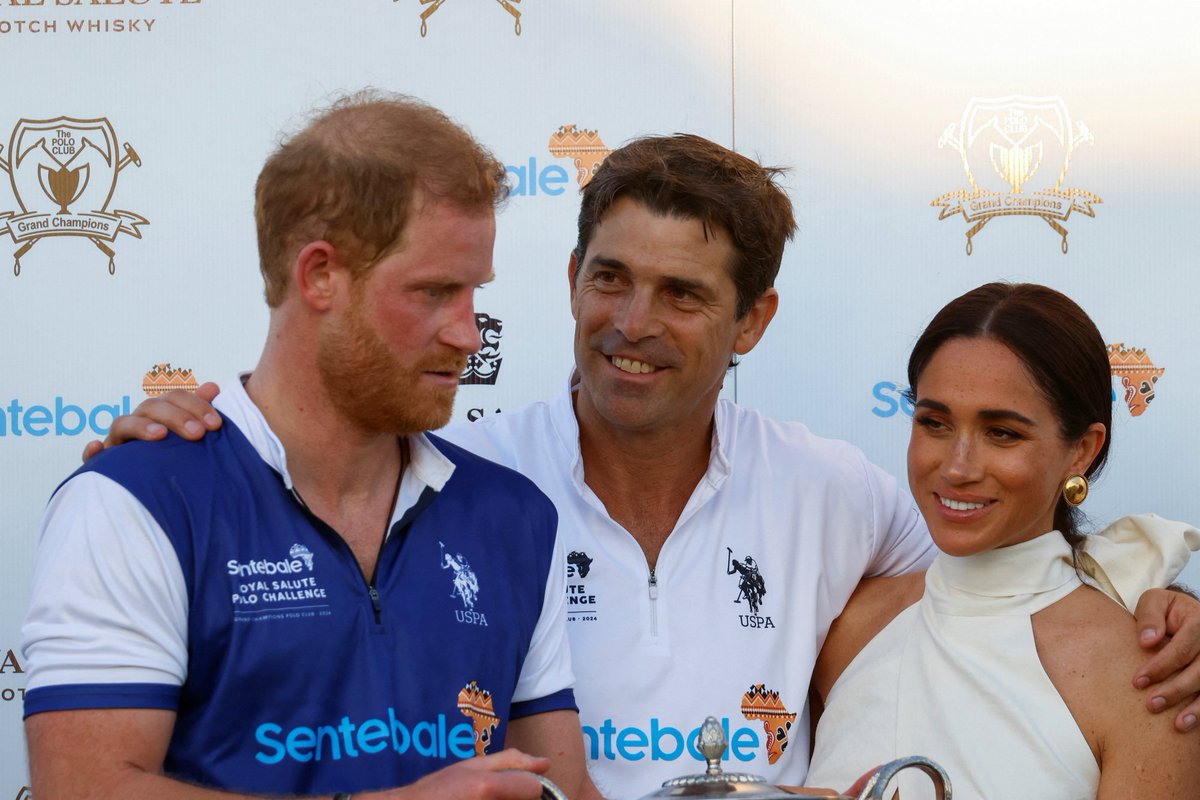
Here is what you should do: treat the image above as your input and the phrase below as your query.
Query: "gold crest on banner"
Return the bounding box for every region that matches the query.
[0,117,147,275]
[932,96,1101,254]
[407,0,522,38]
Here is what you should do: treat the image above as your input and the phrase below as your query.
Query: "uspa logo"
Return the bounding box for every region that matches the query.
[933,96,1101,254]
[726,547,773,630]
[549,125,611,188]
[143,363,198,396]
[460,314,502,386]
[407,0,522,38]
[0,117,147,274]
[1108,343,1164,417]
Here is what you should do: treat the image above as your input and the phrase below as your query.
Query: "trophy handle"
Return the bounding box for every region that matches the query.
[503,770,568,800]
[854,756,952,800]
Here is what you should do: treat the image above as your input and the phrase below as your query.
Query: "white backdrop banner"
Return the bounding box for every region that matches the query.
[1,1,1197,793]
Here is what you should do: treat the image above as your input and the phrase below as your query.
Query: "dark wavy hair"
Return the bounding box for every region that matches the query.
[906,282,1111,550]
[573,134,796,319]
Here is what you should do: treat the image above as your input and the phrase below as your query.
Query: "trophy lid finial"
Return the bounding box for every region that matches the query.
[698,716,726,776]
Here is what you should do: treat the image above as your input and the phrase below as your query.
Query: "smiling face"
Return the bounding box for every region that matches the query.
[317,201,495,435]
[907,337,1105,557]
[568,196,777,439]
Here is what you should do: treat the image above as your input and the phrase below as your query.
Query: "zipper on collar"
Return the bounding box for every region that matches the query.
[648,568,659,638]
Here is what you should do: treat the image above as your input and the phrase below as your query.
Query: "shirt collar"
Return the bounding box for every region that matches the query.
[213,373,454,520]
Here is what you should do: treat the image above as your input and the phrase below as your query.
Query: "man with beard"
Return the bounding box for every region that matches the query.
[21,93,599,800]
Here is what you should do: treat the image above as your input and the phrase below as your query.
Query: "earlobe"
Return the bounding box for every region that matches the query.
[733,288,780,356]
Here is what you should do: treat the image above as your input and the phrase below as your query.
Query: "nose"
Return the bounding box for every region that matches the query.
[441,292,482,355]
[613,288,663,342]
[942,433,983,485]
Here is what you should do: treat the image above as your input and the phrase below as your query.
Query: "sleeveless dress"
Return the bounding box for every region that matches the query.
[808,531,1103,799]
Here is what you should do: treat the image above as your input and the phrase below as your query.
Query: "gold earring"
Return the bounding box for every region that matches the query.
[1062,474,1088,506]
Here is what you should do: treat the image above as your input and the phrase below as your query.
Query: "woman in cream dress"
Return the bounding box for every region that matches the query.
[804,283,1200,799]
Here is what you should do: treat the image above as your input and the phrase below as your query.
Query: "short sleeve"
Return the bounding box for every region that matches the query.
[22,472,189,716]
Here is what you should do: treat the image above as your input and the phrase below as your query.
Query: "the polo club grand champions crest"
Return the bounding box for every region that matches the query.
[549,125,611,188]
[407,0,522,37]
[457,680,500,755]
[460,313,503,385]
[1108,343,1165,417]
[142,363,198,397]
[0,117,147,275]
[740,683,796,765]
[933,96,1101,254]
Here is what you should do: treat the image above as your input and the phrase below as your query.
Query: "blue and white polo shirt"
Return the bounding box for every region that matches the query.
[22,379,575,796]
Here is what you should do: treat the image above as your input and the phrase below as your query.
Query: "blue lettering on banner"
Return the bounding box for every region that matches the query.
[0,396,133,437]
[255,711,476,765]
[505,158,569,197]
[874,381,1129,418]
[870,382,914,418]
[581,717,759,763]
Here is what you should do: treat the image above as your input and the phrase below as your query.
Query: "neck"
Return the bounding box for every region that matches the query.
[245,348,404,511]
[573,388,715,567]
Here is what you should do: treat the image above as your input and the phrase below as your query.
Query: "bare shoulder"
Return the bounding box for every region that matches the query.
[1033,585,1200,793]
[814,572,924,701]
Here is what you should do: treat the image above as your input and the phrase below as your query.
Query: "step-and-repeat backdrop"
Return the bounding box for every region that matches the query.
[1,1,1197,791]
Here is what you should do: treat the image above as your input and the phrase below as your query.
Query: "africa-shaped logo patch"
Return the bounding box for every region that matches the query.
[1108,343,1164,417]
[457,680,500,755]
[142,363,198,397]
[740,683,796,765]
[549,125,611,188]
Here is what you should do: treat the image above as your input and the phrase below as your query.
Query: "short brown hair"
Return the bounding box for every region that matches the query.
[574,134,796,318]
[255,90,508,307]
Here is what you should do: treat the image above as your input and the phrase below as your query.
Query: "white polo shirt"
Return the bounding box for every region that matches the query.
[440,383,936,798]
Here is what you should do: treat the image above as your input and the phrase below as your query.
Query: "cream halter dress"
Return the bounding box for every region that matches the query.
[805,515,1200,799]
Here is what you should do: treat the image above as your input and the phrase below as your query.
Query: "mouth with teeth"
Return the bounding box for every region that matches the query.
[611,356,659,375]
[937,495,988,511]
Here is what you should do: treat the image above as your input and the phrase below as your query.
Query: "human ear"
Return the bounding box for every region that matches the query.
[1070,422,1108,476]
[733,288,780,356]
[293,241,347,311]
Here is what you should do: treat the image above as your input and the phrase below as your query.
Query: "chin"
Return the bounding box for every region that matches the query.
[927,527,989,558]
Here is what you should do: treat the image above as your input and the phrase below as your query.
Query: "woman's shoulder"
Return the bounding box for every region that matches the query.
[1033,584,1200,789]
[1033,584,1141,724]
